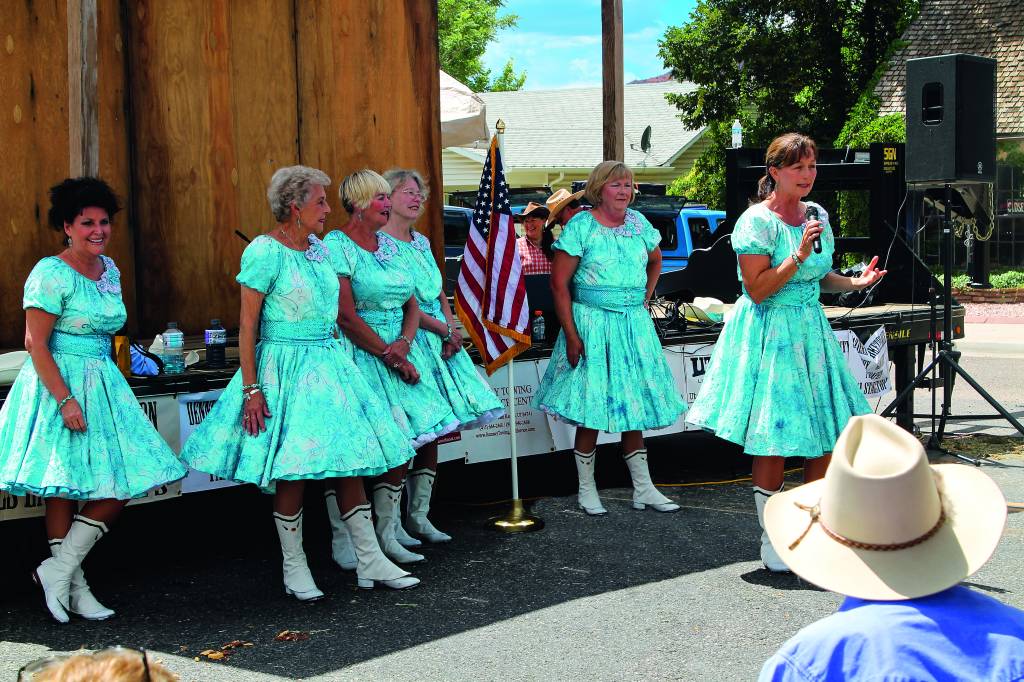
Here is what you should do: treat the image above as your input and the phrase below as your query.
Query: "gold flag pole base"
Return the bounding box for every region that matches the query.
[489,498,544,534]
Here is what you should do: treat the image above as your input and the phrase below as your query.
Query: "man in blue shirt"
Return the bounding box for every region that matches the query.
[758,414,1024,681]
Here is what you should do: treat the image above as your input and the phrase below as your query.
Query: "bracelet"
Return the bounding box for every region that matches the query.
[395,334,412,348]
[241,383,261,392]
[791,251,803,266]
[57,395,74,411]
[242,387,262,402]
[441,322,453,343]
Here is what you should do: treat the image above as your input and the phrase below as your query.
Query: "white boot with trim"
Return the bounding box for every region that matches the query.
[273,509,325,601]
[406,468,452,543]
[49,537,115,621]
[574,449,607,516]
[324,490,357,571]
[624,449,680,512]
[754,485,792,573]
[372,483,425,564]
[394,482,423,548]
[342,503,420,590]
[33,515,108,623]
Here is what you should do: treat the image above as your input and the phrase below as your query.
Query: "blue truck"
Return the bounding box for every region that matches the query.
[442,186,726,289]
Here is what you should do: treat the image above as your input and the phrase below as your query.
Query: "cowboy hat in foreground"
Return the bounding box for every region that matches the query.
[758,414,1024,681]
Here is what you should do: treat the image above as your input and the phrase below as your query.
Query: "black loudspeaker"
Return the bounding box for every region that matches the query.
[905,53,996,184]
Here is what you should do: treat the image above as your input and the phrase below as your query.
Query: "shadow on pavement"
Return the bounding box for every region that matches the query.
[0,433,801,679]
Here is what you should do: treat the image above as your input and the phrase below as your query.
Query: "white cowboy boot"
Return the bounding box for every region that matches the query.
[33,515,108,623]
[324,490,357,570]
[754,485,791,573]
[49,538,115,621]
[624,449,680,512]
[394,477,422,547]
[273,510,324,601]
[406,468,452,543]
[342,503,420,590]
[372,483,425,564]
[574,449,607,516]
[395,496,423,549]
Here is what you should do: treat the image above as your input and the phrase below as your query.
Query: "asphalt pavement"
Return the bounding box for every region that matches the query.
[0,327,1022,681]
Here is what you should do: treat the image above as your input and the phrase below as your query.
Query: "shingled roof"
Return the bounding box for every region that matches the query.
[874,0,1024,136]
[448,81,704,169]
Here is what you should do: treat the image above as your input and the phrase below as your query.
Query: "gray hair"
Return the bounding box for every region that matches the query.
[383,168,430,202]
[267,165,331,222]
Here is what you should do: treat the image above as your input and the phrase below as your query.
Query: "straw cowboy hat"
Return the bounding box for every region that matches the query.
[545,188,585,226]
[516,202,550,221]
[764,414,1006,600]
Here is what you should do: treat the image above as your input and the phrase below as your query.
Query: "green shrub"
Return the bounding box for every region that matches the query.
[990,270,1024,289]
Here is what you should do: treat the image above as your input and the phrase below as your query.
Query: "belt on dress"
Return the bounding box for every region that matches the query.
[259,319,334,345]
[357,307,404,327]
[48,331,112,359]
[751,281,821,308]
[419,297,443,321]
[573,284,646,313]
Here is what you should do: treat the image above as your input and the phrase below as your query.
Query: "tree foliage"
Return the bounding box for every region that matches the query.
[659,0,918,208]
[438,0,526,92]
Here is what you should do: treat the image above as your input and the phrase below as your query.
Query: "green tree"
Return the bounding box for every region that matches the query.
[659,0,918,207]
[438,0,526,92]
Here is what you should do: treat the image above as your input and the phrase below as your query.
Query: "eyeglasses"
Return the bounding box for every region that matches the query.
[18,646,152,681]
[397,189,425,200]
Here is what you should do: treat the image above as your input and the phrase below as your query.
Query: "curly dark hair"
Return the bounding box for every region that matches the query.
[47,177,121,240]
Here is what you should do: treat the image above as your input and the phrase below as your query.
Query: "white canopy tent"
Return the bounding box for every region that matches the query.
[440,70,490,148]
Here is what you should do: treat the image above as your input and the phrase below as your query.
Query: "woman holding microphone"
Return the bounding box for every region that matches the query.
[686,133,886,572]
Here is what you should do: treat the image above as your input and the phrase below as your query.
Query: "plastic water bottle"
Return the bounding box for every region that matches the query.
[731,119,743,149]
[531,310,545,346]
[161,322,185,375]
[204,319,226,368]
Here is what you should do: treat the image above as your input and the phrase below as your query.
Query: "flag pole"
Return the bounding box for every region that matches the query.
[490,118,542,534]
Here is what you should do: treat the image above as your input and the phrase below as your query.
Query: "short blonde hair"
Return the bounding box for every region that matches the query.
[583,161,635,207]
[338,169,391,213]
[267,165,331,222]
[383,168,430,202]
[29,648,178,681]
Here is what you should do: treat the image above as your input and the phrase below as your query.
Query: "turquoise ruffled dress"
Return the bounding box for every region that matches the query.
[0,256,186,500]
[686,202,871,458]
[382,230,504,430]
[533,210,686,432]
[323,230,459,448]
[179,235,416,492]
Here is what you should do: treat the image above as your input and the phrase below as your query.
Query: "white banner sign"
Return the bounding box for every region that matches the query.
[177,389,241,493]
[438,360,556,464]
[834,326,892,399]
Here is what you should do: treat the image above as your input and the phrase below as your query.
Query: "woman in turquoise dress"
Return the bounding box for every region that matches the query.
[685,133,886,572]
[377,168,504,545]
[533,161,686,517]
[0,177,187,623]
[180,166,420,598]
[322,170,459,570]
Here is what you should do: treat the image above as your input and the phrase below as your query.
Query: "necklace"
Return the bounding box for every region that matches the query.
[277,225,305,251]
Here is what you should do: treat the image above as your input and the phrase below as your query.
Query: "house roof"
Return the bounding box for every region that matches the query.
[874,0,1024,135]
[448,81,704,168]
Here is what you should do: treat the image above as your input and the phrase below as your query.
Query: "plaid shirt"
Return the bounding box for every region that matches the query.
[516,236,552,275]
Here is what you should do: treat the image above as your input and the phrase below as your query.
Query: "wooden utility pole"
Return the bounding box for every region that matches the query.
[67,0,99,176]
[601,0,624,162]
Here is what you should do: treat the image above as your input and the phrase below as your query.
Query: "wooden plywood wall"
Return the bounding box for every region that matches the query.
[126,0,442,336]
[1,0,441,345]
[1,1,133,347]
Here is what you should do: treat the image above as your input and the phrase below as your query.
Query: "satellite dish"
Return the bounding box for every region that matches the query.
[640,125,653,153]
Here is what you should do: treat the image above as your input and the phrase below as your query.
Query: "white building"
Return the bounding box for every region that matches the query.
[442,81,709,197]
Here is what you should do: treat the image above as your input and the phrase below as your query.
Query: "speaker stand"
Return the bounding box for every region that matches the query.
[881,184,1024,465]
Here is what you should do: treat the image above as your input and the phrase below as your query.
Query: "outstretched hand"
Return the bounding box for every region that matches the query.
[852,256,887,290]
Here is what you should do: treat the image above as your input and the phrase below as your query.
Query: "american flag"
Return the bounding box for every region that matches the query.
[455,137,530,374]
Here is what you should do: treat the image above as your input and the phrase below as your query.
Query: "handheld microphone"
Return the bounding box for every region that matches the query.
[805,205,822,254]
